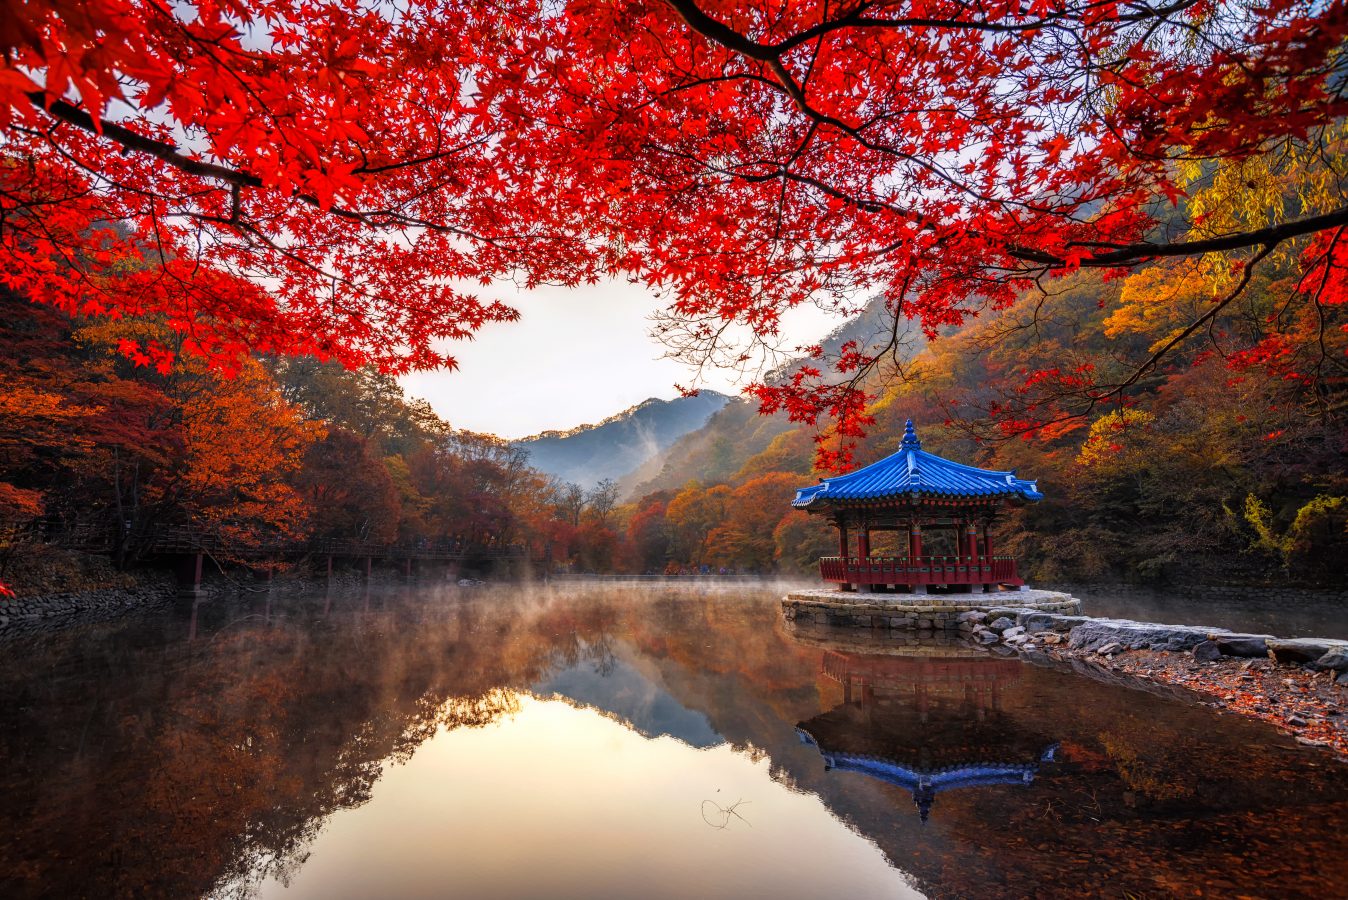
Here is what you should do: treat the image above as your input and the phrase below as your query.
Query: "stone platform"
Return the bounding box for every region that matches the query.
[782,587,1082,631]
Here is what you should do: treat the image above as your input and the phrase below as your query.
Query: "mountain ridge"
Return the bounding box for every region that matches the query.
[518,394,704,443]
[513,390,731,489]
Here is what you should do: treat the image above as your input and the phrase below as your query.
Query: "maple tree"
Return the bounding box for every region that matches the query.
[3,0,1347,470]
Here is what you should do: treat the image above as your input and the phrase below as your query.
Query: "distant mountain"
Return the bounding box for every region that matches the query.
[624,296,925,496]
[513,391,731,489]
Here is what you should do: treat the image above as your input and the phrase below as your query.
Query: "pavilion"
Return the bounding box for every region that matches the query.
[793,420,1042,593]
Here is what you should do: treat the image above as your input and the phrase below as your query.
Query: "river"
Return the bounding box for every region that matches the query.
[0,582,1344,898]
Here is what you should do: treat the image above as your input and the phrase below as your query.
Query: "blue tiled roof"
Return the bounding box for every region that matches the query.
[793,419,1043,508]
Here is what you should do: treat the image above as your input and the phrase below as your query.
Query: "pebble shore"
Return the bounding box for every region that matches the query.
[961,609,1348,759]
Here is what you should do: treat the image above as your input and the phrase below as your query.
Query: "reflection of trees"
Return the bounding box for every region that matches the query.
[2,585,1347,900]
[0,588,614,899]
[602,605,1348,899]
[1097,730,1198,804]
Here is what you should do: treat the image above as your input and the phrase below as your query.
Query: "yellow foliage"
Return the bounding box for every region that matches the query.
[1245,493,1348,564]
[1076,409,1156,470]
[1108,259,1218,351]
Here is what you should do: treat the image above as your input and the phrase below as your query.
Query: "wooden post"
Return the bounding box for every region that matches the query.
[982,523,994,590]
[837,520,849,559]
[908,523,926,593]
[404,557,412,578]
[177,552,204,591]
[857,525,872,591]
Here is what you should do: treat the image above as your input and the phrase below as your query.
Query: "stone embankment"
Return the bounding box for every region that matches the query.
[781,588,1082,631]
[0,566,430,637]
[961,608,1348,758]
[0,574,179,637]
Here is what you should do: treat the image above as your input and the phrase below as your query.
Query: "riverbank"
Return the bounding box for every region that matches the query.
[0,550,466,638]
[961,610,1348,759]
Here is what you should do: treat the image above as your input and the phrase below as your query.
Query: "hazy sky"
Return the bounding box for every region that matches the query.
[399,279,839,439]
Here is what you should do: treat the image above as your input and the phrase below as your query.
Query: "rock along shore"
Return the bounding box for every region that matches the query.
[0,568,435,638]
[959,608,1348,759]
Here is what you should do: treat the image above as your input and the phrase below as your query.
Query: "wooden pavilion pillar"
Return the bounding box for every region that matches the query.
[965,520,983,593]
[837,519,850,559]
[857,521,873,591]
[908,521,926,593]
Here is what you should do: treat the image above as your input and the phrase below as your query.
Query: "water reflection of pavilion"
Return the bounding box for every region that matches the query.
[797,649,1058,822]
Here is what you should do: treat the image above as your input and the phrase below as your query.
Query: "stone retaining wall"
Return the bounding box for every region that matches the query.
[781,588,1082,631]
[0,575,179,637]
[0,568,420,637]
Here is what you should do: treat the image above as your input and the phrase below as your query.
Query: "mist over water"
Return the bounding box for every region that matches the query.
[1,582,1345,898]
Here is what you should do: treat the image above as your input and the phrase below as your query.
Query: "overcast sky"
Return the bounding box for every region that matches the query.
[398,279,839,439]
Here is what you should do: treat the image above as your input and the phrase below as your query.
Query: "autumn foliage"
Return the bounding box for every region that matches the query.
[0,294,561,582]
[3,0,1348,466]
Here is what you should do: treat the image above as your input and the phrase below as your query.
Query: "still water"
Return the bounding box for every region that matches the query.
[1,584,1345,898]
[1068,585,1348,640]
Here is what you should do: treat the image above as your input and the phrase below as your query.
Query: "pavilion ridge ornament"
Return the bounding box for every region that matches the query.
[792,420,1042,593]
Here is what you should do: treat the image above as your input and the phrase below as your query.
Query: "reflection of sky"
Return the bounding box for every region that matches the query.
[249,697,921,899]
[535,656,723,749]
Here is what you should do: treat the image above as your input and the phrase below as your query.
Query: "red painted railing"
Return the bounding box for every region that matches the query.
[817,555,1022,586]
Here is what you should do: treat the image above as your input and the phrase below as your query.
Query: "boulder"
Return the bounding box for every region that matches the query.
[1096,642,1123,656]
[1068,619,1229,653]
[1266,638,1348,665]
[1212,634,1275,658]
[957,611,989,625]
[1192,640,1222,662]
[1020,613,1090,633]
[987,617,1016,633]
[1311,647,1348,673]
[1002,625,1027,640]
[986,607,1038,622]
[977,630,1000,645]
